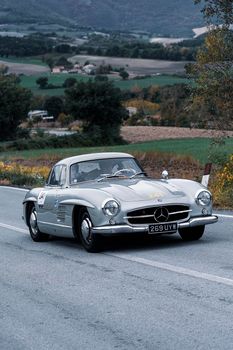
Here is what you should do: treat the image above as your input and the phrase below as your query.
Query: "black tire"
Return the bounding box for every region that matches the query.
[28,205,50,242]
[78,209,102,252]
[179,225,205,241]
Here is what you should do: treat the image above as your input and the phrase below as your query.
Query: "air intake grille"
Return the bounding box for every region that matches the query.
[126,205,190,225]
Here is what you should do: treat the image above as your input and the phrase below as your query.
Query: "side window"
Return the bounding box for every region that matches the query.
[48,165,65,186]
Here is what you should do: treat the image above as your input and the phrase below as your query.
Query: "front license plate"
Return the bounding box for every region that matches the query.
[148,223,177,234]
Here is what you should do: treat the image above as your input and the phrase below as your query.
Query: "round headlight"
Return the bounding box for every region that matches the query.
[196,190,212,206]
[102,199,120,217]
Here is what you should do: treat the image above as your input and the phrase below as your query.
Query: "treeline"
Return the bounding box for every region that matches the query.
[78,39,202,61]
[0,34,53,57]
[0,32,203,61]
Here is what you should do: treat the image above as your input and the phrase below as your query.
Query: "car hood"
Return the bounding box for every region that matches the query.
[79,178,187,202]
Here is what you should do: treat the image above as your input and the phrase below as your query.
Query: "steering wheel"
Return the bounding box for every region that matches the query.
[113,168,136,176]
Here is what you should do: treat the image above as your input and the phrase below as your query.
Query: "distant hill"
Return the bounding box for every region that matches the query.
[0,0,203,36]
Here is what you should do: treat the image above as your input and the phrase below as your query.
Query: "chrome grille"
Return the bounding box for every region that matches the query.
[126,205,191,225]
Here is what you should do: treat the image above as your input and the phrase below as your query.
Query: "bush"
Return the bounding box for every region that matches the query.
[210,155,233,208]
[0,161,50,187]
[3,131,127,152]
[57,113,74,127]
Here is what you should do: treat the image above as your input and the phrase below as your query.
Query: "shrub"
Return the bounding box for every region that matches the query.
[57,113,74,127]
[0,161,50,187]
[210,155,233,208]
[3,130,127,152]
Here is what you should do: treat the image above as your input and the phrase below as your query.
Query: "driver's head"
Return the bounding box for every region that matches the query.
[100,159,113,174]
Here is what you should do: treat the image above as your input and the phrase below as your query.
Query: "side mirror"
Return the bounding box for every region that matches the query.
[162,170,169,180]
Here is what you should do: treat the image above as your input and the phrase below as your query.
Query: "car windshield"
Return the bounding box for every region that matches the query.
[70,157,145,184]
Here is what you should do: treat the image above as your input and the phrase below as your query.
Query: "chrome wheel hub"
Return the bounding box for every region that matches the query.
[81,217,93,243]
[30,209,38,235]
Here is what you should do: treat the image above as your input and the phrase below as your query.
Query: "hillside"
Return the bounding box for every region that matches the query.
[0,0,203,36]
[0,0,74,26]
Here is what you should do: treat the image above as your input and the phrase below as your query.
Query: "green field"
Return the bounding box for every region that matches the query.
[115,75,190,90]
[20,73,90,96]
[20,73,190,96]
[2,138,232,165]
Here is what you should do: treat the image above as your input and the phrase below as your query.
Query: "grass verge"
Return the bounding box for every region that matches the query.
[1,137,232,165]
[1,138,232,208]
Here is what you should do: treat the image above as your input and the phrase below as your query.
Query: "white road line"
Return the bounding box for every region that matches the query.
[1,216,232,287]
[0,186,28,192]
[107,252,233,287]
[214,213,233,219]
[0,222,28,234]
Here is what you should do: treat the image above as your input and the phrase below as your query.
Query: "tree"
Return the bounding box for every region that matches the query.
[45,57,54,71]
[0,76,32,140]
[43,96,64,119]
[94,75,109,82]
[194,0,233,27]
[65,80,127,143]
[63,77,77,88]
[56,56,73,69]
[188,1,233,131]
[96,64,112,75]
[55,44,72,53]
[119,68,129,80]
[36,77,48,89]
[57,113,74,127]
[0,64,8,75]
[30,95,46,111]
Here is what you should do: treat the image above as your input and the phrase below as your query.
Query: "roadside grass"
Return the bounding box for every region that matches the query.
[1,137,232,165]
[19,73,190,96]
[1,137,232,207]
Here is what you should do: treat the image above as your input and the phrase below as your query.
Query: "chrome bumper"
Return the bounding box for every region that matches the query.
[91,215,218,236]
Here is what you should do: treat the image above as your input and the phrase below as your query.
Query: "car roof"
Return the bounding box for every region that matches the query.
[56,152,134,167]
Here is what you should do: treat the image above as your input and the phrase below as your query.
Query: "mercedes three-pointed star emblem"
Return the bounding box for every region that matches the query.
[154,207,169,223]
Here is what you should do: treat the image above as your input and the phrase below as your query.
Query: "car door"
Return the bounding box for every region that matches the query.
[37,164,67,235]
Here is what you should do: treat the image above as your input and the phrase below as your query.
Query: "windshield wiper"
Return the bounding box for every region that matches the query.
[97,171,147,182]
[129,171,147,179]
[97,174,124,182]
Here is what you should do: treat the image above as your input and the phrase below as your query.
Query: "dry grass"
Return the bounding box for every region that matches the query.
[121,126,233,143]
[133,151,201,181]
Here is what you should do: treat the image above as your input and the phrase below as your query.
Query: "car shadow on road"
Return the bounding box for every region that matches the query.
[48,233,214,253]
[99,234,211,252]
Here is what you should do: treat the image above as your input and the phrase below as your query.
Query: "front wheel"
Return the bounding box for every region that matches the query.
[179,225,205,241]
[78,209,102,252]
[28,205,50,242]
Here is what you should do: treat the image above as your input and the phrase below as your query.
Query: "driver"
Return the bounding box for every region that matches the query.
[100,159,119,175]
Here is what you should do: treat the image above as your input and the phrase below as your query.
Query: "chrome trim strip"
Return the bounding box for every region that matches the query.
[38,221,72,229]
[124,214,154,219]
[169,209,192,215]
[91,215,218,236]
[178,215,218,228]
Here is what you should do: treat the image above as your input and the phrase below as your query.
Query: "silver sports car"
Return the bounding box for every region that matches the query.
[23,152,218,252]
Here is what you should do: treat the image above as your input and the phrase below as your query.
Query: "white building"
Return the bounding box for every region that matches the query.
[82,64,96,75]
[28,110,54,121]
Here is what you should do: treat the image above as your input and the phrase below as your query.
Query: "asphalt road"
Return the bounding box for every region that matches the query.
[0,186,233,350]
